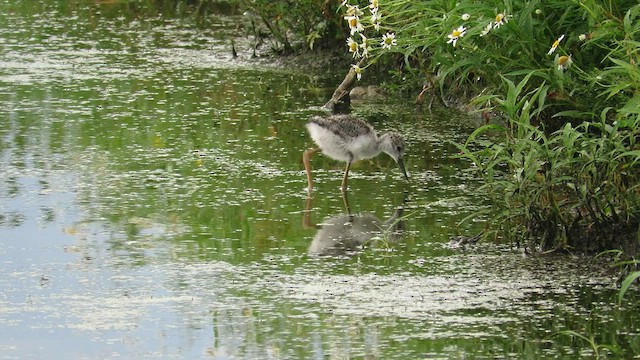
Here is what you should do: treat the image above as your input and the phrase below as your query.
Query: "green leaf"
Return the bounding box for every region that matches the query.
[600,107,614,122]
[602,82,631,100]
[616,150,640,163]
[619,94,640,116]
[464,124,506,146]
[618,271,640,304]
[552,110,595,119]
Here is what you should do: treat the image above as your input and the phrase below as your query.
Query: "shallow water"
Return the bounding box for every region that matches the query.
[1,1,638,359]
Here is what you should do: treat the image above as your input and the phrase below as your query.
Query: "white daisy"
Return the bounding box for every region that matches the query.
[480,22,492,36]
[557,55,573,71]
[381,32,397,50]
[344,15,364,35]
[547,34,565,55]
[447,26,466,47]
[493,11,510,29]
[347,37,359,57]
[352,64,363,80]
[359,33,371,57]
[370,0,379,12]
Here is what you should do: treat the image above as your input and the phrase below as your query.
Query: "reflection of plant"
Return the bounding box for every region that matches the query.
[555,330,619,359]
[608,250,640,304]
[618,264,640,304]
[595,250,639,304]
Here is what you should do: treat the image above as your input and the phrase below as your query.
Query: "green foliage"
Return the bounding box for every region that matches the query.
[239,0,346,53]
[455,113,639,252]
[619,269,640,304]
[329,0,640,253]
[176,1,639,254]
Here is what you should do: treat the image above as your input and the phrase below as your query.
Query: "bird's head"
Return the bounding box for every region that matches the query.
[379,132,409,179]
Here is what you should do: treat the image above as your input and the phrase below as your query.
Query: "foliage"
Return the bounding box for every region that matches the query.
[335,0,638,120]
[455,113,639,253]
[325,0,640,254]
[228,0,640,254]
[217,0,353,53]
[240,0,346,53]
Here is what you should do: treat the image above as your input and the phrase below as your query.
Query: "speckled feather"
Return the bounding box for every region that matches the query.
[308,115,373,140]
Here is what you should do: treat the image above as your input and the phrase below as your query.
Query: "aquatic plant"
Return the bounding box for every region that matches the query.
[555,330,619,359]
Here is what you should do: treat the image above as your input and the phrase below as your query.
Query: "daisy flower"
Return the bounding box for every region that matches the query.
[345,15,364,35]
[447,26,466,47]
[578,33,591,41]
[371,12,381,31]
[493,11,510,29]
[381,32,397,50]
[547,34,565,55]
[359,33,371,57]
[480,22,492,36]
[352,64,363,80]
[370,0,379,12]
[347,37,359,57]
[345,4,364,17]
[557,55,572,71]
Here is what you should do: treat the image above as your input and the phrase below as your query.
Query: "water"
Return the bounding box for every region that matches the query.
[1,1,638,359]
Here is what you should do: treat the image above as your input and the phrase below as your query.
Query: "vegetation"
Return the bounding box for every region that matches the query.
[154,0,639,266]
[226,0,640,256]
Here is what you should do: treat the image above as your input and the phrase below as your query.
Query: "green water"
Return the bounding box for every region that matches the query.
[1,1,638,359]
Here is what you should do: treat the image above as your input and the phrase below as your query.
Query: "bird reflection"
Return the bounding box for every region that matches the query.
[304,192,407,256]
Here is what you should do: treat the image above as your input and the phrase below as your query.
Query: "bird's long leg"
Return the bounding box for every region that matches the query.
[303,148,319,194]
[341,157,353,192]
[341,189,351,214]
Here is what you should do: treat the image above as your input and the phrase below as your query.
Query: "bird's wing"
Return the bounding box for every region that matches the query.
[310,115,373,140]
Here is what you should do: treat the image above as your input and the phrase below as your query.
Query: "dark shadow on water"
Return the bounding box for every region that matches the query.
[304,191,407,256]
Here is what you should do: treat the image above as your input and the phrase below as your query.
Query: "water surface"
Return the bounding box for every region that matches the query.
[1,1,638,359]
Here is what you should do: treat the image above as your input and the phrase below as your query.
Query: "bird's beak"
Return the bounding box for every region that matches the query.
[397,158,409,180]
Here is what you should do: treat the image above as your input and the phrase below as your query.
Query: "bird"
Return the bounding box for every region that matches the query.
[302,114,408,192]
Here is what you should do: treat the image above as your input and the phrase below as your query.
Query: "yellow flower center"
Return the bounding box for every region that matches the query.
[349,18,358,28]
[495,13,504,22]
[452,30,461,37]
[349,42,357,52]
[558,56,569,65]
[552,40,560,47]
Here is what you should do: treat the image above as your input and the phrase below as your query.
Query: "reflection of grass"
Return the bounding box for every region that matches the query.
[367,207,421,252]
[554,330,619,359]
[619,268,640,304]
[596,249,640,305]
[369,198,471,251]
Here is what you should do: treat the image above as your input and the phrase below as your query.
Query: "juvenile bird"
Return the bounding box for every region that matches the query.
[303,114,408,192]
